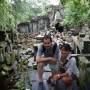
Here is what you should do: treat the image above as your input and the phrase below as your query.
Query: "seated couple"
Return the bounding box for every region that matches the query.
[36,35,79,90]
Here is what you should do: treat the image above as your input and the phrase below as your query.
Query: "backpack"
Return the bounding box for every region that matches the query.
[41,43,57,57]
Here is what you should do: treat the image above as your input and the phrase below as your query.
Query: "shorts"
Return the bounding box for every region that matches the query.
[44,61,58,72]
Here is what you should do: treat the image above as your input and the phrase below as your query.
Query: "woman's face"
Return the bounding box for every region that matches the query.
[61,48,70,60]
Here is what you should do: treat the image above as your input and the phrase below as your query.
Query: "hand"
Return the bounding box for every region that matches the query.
[52,74,60,80]
[51,72,61,80]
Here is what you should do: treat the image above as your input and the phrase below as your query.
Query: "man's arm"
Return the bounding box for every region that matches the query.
[36,56,57,64]
[36,56,50,63]
[65,57,79,78]
[36,45,57,64]
[51,58,78,80]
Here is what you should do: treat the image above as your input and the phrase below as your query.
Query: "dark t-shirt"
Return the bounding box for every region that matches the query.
[55,23,64,33]
[36,43,60,61]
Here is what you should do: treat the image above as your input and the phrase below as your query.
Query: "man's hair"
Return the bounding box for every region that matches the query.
[60,43,72,51]
[42,35,52,42]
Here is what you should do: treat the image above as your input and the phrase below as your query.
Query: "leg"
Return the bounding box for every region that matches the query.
[37,63,46,90]
[55,79,67,90]
[37,62,44,81]
[71,80,78,90]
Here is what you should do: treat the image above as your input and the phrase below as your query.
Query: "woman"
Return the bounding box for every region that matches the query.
[50,43,79,90]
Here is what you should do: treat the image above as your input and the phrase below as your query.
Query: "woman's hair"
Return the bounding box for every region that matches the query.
[60,43,72,51]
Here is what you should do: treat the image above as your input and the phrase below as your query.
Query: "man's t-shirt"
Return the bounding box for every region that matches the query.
[36,43,60,61]
[36,43,60,71]
[55,22,64,33]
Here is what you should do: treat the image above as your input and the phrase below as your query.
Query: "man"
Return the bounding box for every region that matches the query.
[51,43,79,90]
[36,35,60,90]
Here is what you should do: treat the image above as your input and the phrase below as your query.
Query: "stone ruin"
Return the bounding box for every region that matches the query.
[17,5,64,34]
[17,15,50,34]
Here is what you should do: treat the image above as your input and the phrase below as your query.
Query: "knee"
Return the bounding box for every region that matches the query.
[55,79,66,90]
[57,79,66,86]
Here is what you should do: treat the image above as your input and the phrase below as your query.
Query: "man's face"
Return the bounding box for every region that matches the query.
[43,38,52,49]
[61,48,70,60]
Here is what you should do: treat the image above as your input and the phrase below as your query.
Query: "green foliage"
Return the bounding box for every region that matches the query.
[17,79,25,90]
[0,0,50,31]
[60,0,69,5]
[12,0,50,23]
[0,50,16,76]
[79,58,90,89]
[0,0,15,31]
[17,59,28,73]
[0,42,28,89]
[12,0,31,23]
[61,0,90,28]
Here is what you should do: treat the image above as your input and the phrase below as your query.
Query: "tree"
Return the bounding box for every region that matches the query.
[60,0,90,28]
[12,0,50,23]
[0,0,51,31]
[0,0,15,31]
